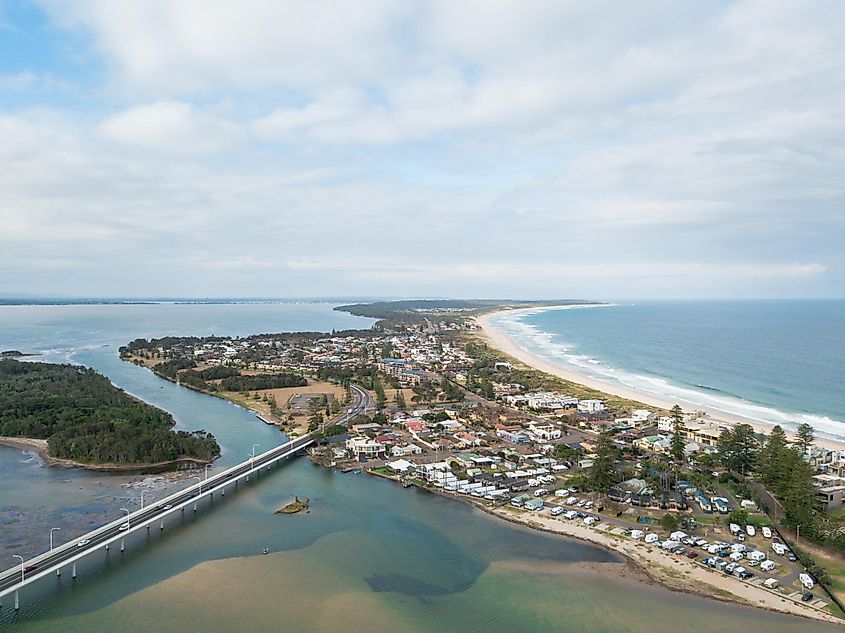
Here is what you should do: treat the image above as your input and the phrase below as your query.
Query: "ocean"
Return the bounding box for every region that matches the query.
[0,301,837,632]
[490,300,845,440]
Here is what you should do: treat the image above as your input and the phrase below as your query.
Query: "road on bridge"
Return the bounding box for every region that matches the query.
[0,383,372,601]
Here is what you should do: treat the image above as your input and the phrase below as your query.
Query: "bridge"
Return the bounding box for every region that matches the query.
[0,384,372,610]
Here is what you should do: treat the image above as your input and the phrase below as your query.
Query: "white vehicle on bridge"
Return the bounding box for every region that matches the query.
[76,539,90,547]
[119,522,130,531]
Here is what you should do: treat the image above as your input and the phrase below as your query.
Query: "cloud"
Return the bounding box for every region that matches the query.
[98,101,241,153]
[0,1,841,297]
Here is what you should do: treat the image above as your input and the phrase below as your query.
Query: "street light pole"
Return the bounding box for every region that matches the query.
[120,507,130,527]
[189,475,202,494]
[252,443,260,459]
[13,555,24,583]
[141,490,150,510]
[204,463,211,480]
[49,527,61,552]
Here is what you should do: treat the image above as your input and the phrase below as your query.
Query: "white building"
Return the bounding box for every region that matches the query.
[345,436,386,460]
[577,399,605,414]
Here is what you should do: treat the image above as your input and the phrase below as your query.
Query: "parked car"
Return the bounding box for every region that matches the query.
[745,525,756,537]
[761,526,772,539]
[686,551,698,559]
[802,592,814,602]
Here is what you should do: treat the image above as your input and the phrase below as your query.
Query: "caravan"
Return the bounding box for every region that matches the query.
[763,578,779,589]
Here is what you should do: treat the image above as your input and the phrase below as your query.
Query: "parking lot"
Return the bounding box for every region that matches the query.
[505,477,828,610]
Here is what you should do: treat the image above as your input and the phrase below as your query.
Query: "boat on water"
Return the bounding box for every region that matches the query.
[262,547,269,555]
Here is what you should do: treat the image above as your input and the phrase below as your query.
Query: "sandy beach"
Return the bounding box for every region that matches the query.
[479,502,841,624]
[477,308,845,452]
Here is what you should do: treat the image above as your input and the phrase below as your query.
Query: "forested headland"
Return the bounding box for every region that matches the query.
[0,359,220,466]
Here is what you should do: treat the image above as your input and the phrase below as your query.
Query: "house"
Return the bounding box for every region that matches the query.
[631,409,652,423]
[387,459,414,473]
[495,425,530,444]
[391,443,423,457]
[346,436,387,460]
[399,369,424,386]
[577,399,605,414]
[529,423,562,440]
[818,485,845,511]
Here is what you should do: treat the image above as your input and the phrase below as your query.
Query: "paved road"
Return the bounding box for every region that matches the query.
[0,384,370,597]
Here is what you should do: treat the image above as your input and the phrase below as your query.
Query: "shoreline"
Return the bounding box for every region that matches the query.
[377,473,840,624]
[474,499,840,624]
[0,436,212,473]
[477,308,845,452]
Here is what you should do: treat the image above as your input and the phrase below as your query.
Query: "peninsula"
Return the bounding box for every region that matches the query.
[0,359,220,471]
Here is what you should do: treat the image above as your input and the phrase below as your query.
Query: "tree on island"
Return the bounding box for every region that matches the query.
[795,422,815,455]
[669,404,686,463]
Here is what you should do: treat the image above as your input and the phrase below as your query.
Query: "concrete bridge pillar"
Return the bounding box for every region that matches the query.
[160,519,164,530]
[105,544,109,551]
[72,562,77,579]
[56,567,61,577]
[14,590,19,610]
[120,538,125,552]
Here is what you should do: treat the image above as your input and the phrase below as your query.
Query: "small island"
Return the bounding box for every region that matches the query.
[0,359,220,471]
[276,497,310,514]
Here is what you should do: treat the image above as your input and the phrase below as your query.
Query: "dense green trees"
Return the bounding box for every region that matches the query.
[589,431,619,493]
[0,360,219,464]
[219,373,307,391]
[758,425,789,487]
[373,379,386,409]
[718,423,758,474]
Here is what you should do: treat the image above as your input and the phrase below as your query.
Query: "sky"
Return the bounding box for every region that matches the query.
[1,0,843,300]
